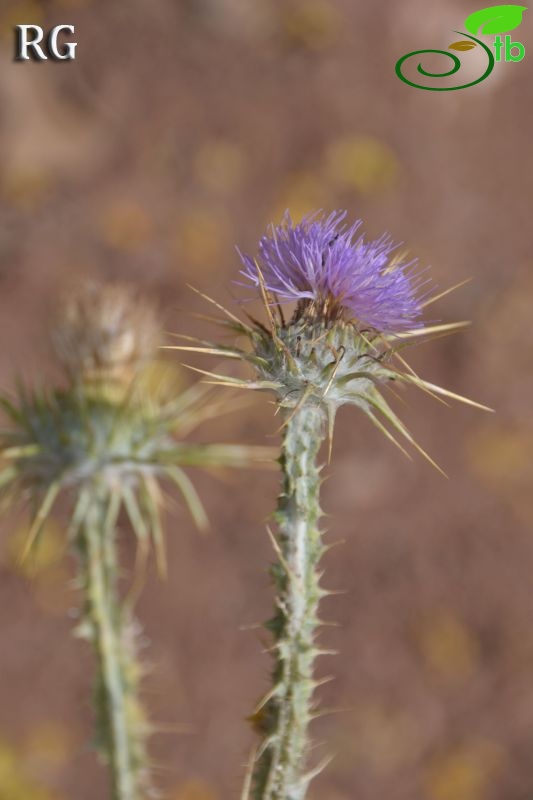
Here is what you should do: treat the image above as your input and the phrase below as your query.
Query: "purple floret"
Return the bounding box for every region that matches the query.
[238,211,430,333]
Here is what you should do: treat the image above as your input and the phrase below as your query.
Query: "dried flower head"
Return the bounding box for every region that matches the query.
[238,210,429,332]
[53,282,160,387]
[0,283,274,567]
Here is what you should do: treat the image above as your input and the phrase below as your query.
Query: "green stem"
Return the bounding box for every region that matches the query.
[252,405,326,800]
[80,483,147,800]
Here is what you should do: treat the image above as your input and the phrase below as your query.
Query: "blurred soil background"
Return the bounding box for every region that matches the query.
[0,1,533,798]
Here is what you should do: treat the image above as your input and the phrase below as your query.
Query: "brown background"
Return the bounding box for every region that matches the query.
[0,1,532,799]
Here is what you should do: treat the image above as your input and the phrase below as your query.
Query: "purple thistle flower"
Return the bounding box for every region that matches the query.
[238,210,430,333]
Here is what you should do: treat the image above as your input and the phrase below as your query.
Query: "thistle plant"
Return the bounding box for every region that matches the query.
[0,283,273,800]
[173,211,489,800]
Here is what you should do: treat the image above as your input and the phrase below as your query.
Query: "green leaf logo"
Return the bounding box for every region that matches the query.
[449,40,478,50]
[464,5,527,35]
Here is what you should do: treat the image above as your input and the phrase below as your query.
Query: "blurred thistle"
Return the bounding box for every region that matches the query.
[172,211,490,800]
[53,281,160,389]
[0,282,274,800]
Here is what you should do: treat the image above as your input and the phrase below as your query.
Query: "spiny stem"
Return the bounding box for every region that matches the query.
[252,405,326,800]
[80,483,147,800]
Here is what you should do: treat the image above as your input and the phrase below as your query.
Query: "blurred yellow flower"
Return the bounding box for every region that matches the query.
[466,425,533,525]
[174,210,228,270]
[0,737,62,800]
[100,202,154,252]
[2,168,51,212]
[467,426,531,484]
[425,740,504,800]
[417,609,479,682]
[349,702,416,773]
[281,1,340,51]
[325,136,399,194]
[6,521,65,579]
[5,522,73,615]
[272,171,330,223]
[0,1,43,39]
[171,778,218,800]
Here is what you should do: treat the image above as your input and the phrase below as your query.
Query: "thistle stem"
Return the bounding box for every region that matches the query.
[81,483,146,800]
[252,404,326,800]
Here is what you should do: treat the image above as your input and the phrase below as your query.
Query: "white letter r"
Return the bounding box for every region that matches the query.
[15,25,47,61]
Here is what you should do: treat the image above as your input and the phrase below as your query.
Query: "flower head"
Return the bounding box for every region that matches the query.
[239,210,428,333]
[0,283,275,565]
[53,281,160,388]
[171,210,487,466]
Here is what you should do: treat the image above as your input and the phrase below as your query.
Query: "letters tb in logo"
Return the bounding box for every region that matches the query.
[15,25,77,61]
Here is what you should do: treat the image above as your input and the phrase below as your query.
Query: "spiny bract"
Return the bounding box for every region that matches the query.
[0,282,273,565]
[175,211,487,464]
